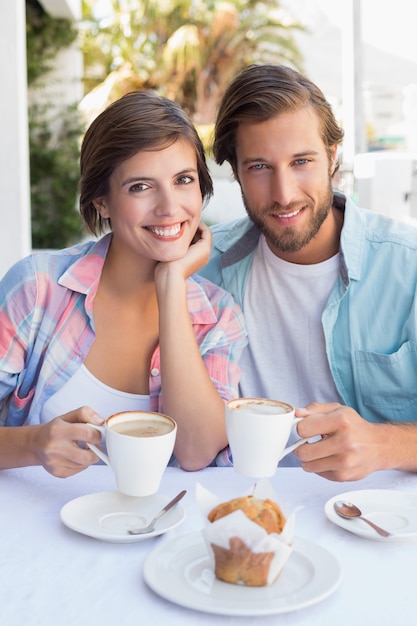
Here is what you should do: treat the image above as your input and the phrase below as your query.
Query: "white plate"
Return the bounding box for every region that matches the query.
[325,489,417,542]
[143,533,342,616]
[60,491,185,543]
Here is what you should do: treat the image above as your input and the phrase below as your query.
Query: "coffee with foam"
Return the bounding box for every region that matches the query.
[111,418,174,438]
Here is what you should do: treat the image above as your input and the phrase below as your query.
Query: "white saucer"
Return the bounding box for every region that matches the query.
[325,489,417,542]
[143,533,342,616]
[60,491,185,543]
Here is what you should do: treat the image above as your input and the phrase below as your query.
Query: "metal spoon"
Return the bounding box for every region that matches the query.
[127,490,186,535]
[334,500,391,537]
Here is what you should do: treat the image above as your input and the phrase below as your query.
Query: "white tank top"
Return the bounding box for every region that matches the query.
[40,365,151,423]
[239,235,341,409]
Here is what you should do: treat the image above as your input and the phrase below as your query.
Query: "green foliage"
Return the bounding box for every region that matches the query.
[29,105,84,249]
[80,0,306,125]
[26,0,78,86]
[26,0,85,249]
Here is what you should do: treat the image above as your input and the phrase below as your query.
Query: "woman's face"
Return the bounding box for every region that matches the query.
[94,139,203,264]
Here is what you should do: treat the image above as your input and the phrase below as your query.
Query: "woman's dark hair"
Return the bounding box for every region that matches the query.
[214,64,344,174]
[80,90,213,235]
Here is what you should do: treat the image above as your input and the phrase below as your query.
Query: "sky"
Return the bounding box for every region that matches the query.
[314,0,417,63]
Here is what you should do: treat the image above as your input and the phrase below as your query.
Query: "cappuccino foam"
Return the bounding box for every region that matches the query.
[233,401,290,415]
[111,419,173,438]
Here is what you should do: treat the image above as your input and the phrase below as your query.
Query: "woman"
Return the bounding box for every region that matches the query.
[0,91,246,476]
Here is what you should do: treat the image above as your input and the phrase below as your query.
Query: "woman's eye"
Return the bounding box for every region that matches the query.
[130,182,149,192]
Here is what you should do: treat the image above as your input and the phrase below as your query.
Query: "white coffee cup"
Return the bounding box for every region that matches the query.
[86,411,176,497]
[225,398,308,478]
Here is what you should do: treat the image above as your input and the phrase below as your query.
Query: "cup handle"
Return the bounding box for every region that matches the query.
[279,417,309,460]
[84,423,111,466]
[279,437,309,460]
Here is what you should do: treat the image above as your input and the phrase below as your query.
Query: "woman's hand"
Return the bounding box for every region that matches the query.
[30,407,104,478]
[155,221,212,285]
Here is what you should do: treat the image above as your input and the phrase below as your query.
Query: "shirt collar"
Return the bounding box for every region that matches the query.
[58,234,112,295]
[217,220,260,268]
[337,192,366,282]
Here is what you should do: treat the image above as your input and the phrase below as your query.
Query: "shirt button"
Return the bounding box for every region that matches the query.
[151,368,159,377]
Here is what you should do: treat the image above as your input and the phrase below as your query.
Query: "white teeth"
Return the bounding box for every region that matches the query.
[148,224,181,237]
[278,209,301,219]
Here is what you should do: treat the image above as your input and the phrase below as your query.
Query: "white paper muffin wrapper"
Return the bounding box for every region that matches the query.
[196,479,296,585]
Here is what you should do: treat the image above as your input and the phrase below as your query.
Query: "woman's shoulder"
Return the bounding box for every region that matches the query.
[187,274,246,335]
[0,238,102,300]
[188,272,234,303]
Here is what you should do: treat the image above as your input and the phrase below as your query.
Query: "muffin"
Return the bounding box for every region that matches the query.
[207,495,289,587]
[208,496,285,533]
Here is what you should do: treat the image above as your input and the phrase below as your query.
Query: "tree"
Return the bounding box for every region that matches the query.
[80,0,306,128]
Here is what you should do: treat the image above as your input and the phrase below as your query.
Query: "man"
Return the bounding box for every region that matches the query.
[200,63,417,481]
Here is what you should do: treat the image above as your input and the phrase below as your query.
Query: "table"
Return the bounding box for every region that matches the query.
[1,465,416,626]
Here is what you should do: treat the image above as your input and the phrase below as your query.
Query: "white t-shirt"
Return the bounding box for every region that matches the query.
[239,235,341,409]
[40,365,151,423]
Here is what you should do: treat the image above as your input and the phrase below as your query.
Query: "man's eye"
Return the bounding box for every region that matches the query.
[177,175,193,184]
[250,163,267,170]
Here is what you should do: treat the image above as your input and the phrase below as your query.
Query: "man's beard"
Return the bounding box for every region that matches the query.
[242,180,334,254]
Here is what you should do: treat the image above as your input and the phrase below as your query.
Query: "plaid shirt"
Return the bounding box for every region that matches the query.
[0,234,247,451]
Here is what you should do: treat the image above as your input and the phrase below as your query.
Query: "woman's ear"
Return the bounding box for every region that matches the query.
[93,197,109,219]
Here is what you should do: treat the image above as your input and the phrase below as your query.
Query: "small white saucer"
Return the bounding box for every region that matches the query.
[60,491,185,543]
[325,489,417,542]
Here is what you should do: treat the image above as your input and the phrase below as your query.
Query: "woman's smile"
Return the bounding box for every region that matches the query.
[145,221,185,239]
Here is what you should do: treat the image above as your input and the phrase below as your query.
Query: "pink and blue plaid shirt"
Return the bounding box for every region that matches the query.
[0,234,246,465]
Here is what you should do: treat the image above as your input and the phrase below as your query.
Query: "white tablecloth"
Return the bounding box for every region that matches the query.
[1,464,417,626]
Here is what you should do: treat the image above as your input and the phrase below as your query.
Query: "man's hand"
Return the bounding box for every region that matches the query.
[294,402,399,481]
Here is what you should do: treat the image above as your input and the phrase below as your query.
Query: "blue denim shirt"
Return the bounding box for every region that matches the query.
[200,193,417,425]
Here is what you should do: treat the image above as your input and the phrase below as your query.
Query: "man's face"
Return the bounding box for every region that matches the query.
[234,106,338,264]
